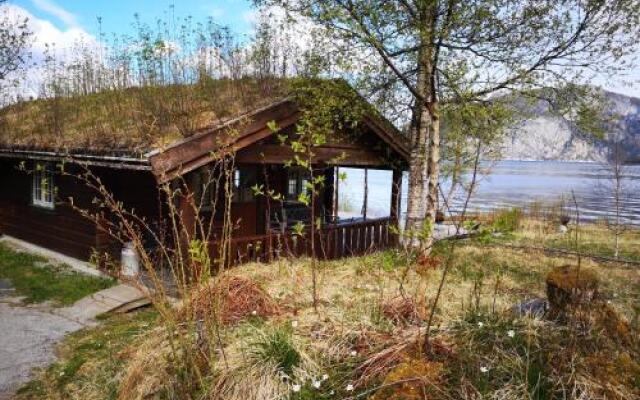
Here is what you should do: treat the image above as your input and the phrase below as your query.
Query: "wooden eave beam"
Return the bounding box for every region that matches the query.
[362,116,411,162]
[150,100,299,183]
[236,144,390,168]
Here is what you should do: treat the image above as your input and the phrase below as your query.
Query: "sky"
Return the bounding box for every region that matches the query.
[5,0,640,99]
[11,0,257,36]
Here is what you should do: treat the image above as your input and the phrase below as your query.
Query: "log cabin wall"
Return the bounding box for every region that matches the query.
[0,159,99,259]
[91,166,163,262]
[0,159,160,262]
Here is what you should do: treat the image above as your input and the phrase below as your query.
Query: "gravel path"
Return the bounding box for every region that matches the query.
[0,296,87,399]
[0,282,147,399]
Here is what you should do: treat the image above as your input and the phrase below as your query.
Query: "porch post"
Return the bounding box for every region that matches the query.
[178,171,199,243]
[332,166,339,222]
[390,168,402,225]
[362,168,368,220]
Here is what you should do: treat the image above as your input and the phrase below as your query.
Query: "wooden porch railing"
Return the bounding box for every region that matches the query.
[209,217,397,266]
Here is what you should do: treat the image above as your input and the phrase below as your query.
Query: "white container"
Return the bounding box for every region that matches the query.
[121,242,140,277]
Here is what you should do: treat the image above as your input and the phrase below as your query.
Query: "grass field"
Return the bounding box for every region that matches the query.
[14,215,640,400]
[0,243,115,306]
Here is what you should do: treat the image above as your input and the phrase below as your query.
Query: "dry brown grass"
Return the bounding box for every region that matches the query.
[381,296,427,325]
[117,328,175,400]
[0,78,290,155]
[16,219,640,400]
[181,274,281,325]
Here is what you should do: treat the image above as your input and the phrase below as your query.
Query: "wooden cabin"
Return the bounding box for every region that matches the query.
[0,81,409,266]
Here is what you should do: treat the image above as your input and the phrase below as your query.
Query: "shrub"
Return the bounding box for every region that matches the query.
[381,250,415,273]
[181,275,279,324]
[491,208,523,233]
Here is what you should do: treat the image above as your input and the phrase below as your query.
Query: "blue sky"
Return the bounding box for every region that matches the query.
[12,0,256,37]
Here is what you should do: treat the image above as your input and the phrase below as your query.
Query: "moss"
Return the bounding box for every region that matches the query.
[584,351,640,397]
[546,265,599,311]
[370,357,444,400]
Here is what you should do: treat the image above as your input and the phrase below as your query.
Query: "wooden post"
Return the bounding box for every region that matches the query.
[179,171,199,241]
[390,168,402,225]
[362,168,368,220]
[332,166,340,222]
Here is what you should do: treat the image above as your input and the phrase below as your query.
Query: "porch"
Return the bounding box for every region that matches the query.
[210,216,396,266]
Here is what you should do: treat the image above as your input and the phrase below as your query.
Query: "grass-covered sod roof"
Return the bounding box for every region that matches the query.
[0,78,290,157]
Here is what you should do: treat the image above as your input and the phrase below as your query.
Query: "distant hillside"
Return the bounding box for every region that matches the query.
[499,90,640,162]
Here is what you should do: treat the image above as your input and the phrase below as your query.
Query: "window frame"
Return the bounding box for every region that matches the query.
[286,168,311,202]
[32,163,56,210]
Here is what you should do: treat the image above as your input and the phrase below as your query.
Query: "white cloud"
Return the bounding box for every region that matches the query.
[4,4,95,56]
[1,4,96,99]
[31,0,78,28]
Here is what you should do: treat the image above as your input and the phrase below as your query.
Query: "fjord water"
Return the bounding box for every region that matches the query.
[338,161,640,226]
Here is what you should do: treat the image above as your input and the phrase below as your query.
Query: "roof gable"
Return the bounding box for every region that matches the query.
[149,99,409,183]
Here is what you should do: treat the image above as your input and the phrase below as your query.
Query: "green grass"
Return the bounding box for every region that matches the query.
[0,243,115,306]
[16,310,158,400]
[248,325,301,376]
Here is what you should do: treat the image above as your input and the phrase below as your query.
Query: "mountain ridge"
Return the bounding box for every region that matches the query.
[499,89,640,162]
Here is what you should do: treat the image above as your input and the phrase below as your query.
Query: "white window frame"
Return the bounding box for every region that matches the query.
[32,164,55,210]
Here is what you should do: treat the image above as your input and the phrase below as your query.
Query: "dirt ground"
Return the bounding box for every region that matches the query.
[0,295,86,399]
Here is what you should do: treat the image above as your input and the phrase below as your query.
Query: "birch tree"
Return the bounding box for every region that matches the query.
[0,0,31,82]
[253,0,640,251]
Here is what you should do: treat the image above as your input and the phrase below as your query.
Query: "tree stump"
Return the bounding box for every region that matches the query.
[546,265,599,314]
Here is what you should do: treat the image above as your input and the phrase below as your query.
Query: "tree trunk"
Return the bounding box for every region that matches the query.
[403,43,430,247]
[423,102,440,252]
[403,61,439,251]
[402,5,440,252]
[403,104,430,246]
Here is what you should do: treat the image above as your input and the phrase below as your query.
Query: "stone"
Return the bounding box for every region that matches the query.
[512,298,549,317]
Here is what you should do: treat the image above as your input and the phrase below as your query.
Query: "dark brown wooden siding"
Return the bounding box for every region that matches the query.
[0,159,160,261]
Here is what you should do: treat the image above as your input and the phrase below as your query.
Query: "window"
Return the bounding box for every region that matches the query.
[286,169,310,201]
[232,167,256,203]
[32,164,55,209]
[287,176,297,198]
[233,169,241,194]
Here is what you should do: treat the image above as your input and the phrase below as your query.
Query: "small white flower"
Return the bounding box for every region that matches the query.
[322,373,329,381]
[477,322,484,328]
[507,330,515,338]
[346,383,354,391]
[330,390,335,395]
[312,380,321,389]
[350,350,357,356]
[291,320,299,328]
[480,366,490,373]
[279,371,291,381]
[292,384,301,393]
